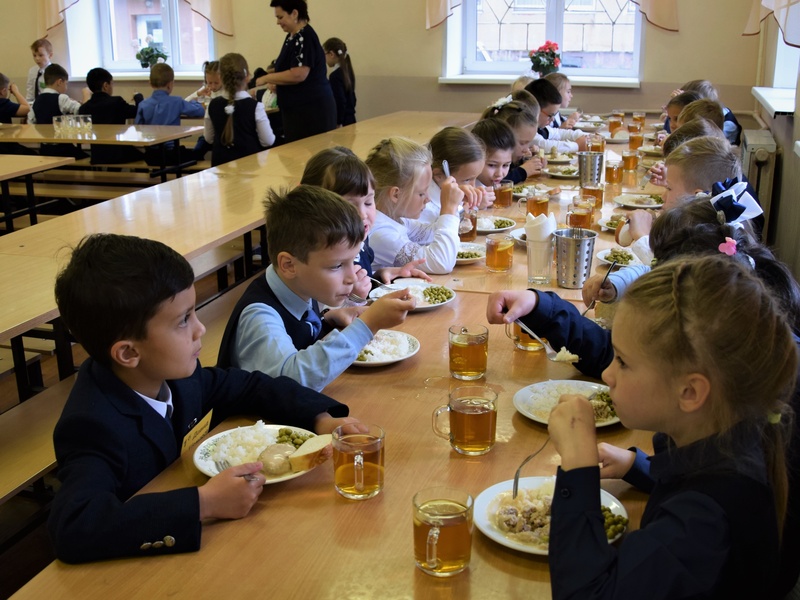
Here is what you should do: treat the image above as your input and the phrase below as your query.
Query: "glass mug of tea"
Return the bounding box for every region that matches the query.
[486,233,514,272]
[413,486,474,577]
[504,322,544,351]
[566,200,593,229]
[493,179,513,208]
[432,386,497,455]
[448,325,488,380]
[332,424,384,500]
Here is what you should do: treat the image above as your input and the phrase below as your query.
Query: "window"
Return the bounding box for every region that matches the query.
[458,0,642,79]
[67,0,214,75]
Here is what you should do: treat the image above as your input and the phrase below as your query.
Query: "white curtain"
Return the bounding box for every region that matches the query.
[38,0,80,34]
[743,0,800,47]
[425,0,679,31]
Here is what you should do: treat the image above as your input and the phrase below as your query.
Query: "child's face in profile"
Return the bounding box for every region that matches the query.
[560,84,572,107]
[602,304,677,433]
[449,160,483,187]
[662,164,697,210]
[32,47,52,69]
[667,104,682,125]
[512,124,537,162]
[205,71,222,93]
[342,185,376,238]
[51,78,68,93]
[126,286,205,394]
[479,149,513,186]
[325,51,337,68]
[396,165,432,219]
[538,104,560,128]
[288,240,361,306]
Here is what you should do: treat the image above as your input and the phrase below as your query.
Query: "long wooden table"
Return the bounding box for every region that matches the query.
[10,112,659,598]
[0,155,75,232]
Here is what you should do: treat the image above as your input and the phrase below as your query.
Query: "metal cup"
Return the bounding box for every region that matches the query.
[577,151,604,187]
[554,227,597,289]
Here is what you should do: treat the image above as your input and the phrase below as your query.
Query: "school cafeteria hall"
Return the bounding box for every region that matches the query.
[0,0,799,599]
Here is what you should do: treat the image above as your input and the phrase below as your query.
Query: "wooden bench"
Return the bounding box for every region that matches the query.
[188,246,245,295]
[196,274,255,366]
[68,158,212,173]
[5,181,141,202]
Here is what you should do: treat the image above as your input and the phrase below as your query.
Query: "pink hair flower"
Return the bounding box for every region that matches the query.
[718,237,737,256]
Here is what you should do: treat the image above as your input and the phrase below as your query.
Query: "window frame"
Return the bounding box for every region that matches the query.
[449,0,643,84]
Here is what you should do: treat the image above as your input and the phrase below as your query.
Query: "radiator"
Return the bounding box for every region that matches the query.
[741,129,777,240]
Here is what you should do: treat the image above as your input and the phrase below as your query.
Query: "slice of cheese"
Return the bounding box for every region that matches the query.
[288,434,333,472]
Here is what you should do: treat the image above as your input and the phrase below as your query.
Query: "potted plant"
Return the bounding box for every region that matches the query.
[136,46,169,69]
[529,41,560,77]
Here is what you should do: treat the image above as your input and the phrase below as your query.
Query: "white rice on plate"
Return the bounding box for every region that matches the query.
[357,330,413,363]
[527,382,606,422]
[211,420,277,465]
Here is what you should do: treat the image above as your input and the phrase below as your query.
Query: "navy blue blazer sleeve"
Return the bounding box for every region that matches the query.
[49,359,348,563]
[519,291,614,379]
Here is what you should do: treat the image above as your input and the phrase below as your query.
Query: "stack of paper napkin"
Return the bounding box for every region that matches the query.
[525,212,557,242]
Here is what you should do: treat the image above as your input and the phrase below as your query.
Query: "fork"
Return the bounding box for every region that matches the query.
[581,260,617,317]
[514,319,560,362]
[214,459,260,481]
[512,437,550,499]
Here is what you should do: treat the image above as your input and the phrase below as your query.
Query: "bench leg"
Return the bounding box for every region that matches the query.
[10,337,34,401]
[52,318,75,380]
[216,266,228,292]
[25,174,37,226]
[1,180,13,233]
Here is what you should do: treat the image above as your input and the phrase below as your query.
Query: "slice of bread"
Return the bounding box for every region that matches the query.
[288,434,333,472]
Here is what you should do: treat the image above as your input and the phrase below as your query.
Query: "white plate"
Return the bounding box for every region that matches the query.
[600,131,629,144]
[513,184,555,200]
[639,145,663,156]
[512,380,620,427]
[476,218,517,233]
[193,424,319,482]
[368,278,456,311]
[474,477,628,555]
[612,194,664,209]
[596,247,643,268]
[352,330,420,367]
[542,167,579,179]
[545,154,574,164]
[643,132,656,141]
[510,228,527,246]
[574,122,602,132]
[597,217,625,232]
[456,242,485,264]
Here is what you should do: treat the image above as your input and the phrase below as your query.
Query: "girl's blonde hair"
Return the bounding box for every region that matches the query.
[300,146,374,197]
[665,135,740,192]
[662,117,724,157]
[365,137,431,220]
[623,255,796,526]
[428,127,485,174]
[544,72,570,96]
[511,75,534,93]
[219,53,249,147]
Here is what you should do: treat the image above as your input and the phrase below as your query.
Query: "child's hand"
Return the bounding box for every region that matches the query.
[439,177,465,216]
[352,267,371,301]
[479,187,495,208]
[314,414,368,435]
[486,290,538,324]
[655,131,668,146]
[198,462,265,520]
[575,135,589,151]
[9,83,19,96]
[564,111,582,128]
[324,305,367,328]
[597,443,636,479]
[627,209,654,242]
[458,184,480,210]
[548,395,599,471]
[377,261,432,283]
[520,156,544,178]
[360,289,415,333]
[581,274,618,306]
[647,162,666,187]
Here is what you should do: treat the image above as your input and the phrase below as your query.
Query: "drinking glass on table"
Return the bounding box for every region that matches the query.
[588,134,606,153]
[332,424,384,500]
[566,200,593,229]
[506,321,545,350]
[518,192,549,218]
[628,131,644,151]
[448,325,488,380]
[580,183,604,209]
[485,233,514,272]
[432,386,497,455]
[633,111,646,128]
[622,150,640,171]
[493,179,513,208]
[413,486,474,577]
[605,161,622,184]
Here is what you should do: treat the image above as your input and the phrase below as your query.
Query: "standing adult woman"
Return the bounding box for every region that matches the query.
[255,0,336,142]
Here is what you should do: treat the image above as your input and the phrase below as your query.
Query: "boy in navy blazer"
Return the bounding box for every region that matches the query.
[49,233,359,563]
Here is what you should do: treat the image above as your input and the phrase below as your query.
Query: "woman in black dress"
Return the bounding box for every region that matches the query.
[255,0,336,142]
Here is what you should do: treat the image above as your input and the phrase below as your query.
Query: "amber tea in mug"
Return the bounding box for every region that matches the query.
[566,201,593,229]
[493,179,513,208]
[528,193,549,217]
[588,134,605,153]
[432,386,497,455]
[580,184,604,209]
[628,132,644,151]
[485,233,514,272]
[633,112,646,127]
[448,325,488,380]
[605,161,622,184]
[608,116,623,134]
[332,424,384,500]
[622,151,639,171]
[504,322,544,351]
[458,209,477,242]
[413,487,473,577]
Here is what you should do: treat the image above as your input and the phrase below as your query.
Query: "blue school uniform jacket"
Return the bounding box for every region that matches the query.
[48,358,347,563]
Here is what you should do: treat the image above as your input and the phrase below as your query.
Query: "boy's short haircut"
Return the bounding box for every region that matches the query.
[666,91,702,111]
[682,79,719,103]
[471,118,516,153]
[678,99,724,130]
[86,68,113,93]
[665,135,741,192]
[149,63,175,88]
[54,234,195,368]
[263,185,364,266]
[31,38,53,55]
[662,117,724,157]
[0,72,9,90]
[300,146,375,198]
[43,64,69,86]
[511,89,537,110]
[524,79,562,108]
